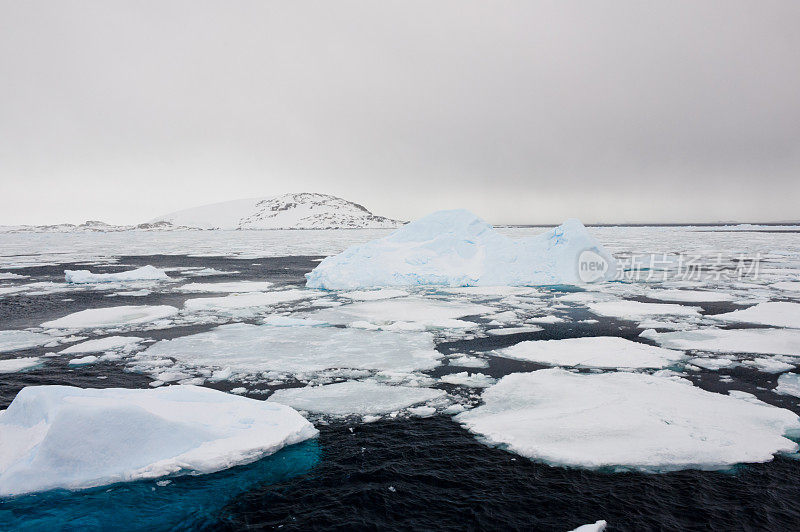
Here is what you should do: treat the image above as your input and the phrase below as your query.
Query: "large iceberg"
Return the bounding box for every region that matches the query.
[456,369,800,471]
[0,385,317,496]
[305,210,616,289]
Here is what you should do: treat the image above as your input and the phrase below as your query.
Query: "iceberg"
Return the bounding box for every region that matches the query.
[456,368,800,471]
[0,385,317,496]
[268,381,446,417]
[64,266,169,284]
[305,210,616,289]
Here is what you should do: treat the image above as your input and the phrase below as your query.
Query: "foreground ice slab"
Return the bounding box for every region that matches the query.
[456,369,800,471]
[497,337,683,369]
[0,330,53,353]
[42,305,178,329]
[268,381,445,416]
[306,210,615,288]
[0,385,317,496]
[641,328,800,356]
[65,266,169,284]
[712,302,800,329]
[139,323,442,375]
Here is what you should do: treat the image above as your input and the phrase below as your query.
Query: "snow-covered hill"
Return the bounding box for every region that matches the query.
[150,193,404,230]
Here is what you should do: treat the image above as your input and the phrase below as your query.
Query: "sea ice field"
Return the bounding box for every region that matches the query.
[2,221,800,530]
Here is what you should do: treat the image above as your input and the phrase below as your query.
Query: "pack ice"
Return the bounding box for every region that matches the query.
[456,369,800,471]
[64,265,169,284]
[0,385,317,496]
[305,210,616,289]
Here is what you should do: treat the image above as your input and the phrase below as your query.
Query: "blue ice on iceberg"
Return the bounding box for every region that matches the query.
[306,210,616,289]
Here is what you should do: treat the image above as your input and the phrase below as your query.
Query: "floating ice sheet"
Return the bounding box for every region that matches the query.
[0,357,42,373]
[59,336,145,354]
[0,330,54,353]
[42,306,178,329]
[587,301,701,321]
[775,373,800,398]
[268,381,446,417]
[645,289,736,303]
[642,328,800,356]
[183,289,317,313]
[456,369,800,471]
[310,297,492,329]
[497,337,683,369]
[176,281,274,293]
[712,302,800,329]
[65,266,170,284]
[0,385,317,496]
[137,323,442,376]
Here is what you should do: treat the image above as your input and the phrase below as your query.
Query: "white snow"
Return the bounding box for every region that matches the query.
[268,381,445,417]
[497,337,683,369]
[587,301,701,321]
[65,265,169,284]
[0,331,54,353]
[137,323,442,376]
[42,305,179,329]
[642,328,800,356]
[306,210,616,289]
[59,336,145,354]
[712,302,800,329]
[0,385,317,496]
[177,281,274,293]
[183,289,316,312]
[456,369,800,471]
[0,357,42,373]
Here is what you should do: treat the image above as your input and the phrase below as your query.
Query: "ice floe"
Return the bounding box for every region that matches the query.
[712,302,800,329]
[496,337,683,369]
[65,265,170,284]
[587,301,701,321]
[310,297,491,330]
[641,328,800,356]
[268,381,446,417]
[135,323,442,378]
[645,289,736,302]
[177,281,274,293]
[456,369,800,471]
[339,289,409,300]
[59,336,145,355]
[0,357,42,373]
[439,372,496,388]
[775,373,800,398]
[0,330,54,353]
[0,385,317,496]
[570,521,607,532]
[42,305,179,329]
[183,289,317,313]
[306,210,615,288]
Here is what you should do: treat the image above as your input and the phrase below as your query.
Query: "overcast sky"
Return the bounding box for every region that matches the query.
[1,1,799,225]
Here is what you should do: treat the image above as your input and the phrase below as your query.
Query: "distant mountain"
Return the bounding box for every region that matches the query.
[149,193,404,230]
[0,193,404,233]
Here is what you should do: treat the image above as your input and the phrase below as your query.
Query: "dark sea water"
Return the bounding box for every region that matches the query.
[2,255,800,531]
